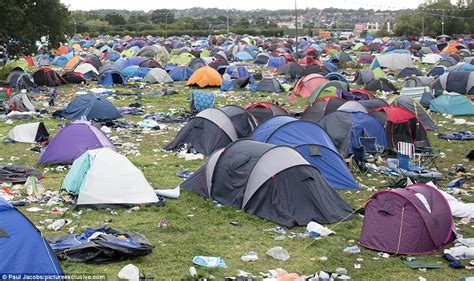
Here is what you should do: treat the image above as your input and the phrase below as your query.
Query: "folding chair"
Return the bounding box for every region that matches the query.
[351,146,368,174]
[397,141,421,168]
[359,136,384,157]
[415,140,439,169]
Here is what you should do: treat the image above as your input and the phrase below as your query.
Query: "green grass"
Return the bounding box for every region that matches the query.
[0,82,473,280]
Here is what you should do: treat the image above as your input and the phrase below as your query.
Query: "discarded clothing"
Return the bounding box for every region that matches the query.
[47,226,153,263]
[0,164,43,183]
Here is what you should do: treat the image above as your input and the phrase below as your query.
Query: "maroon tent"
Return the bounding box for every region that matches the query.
[360,184,455,255]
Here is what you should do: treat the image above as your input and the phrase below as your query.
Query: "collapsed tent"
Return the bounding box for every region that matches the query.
[7,122,49,143]
[53,94,122,120]
[47,226,153,263]
[360,184,455,254]
[0,164,43,183]
[0,198,63,275]
[391,96,436,130]
[38,121,115,164]
[318,110,387,158]
[251,116,359,190]
[32,68,66,86]
[180,139,354,227]
[301,96,345,123]
[62,148,159,206]
[245,102,289,125]
[164,106,255,155]
[371,106,430,149]
[429,93,474,115]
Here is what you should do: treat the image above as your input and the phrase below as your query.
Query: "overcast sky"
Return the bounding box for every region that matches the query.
[60,0,437,11]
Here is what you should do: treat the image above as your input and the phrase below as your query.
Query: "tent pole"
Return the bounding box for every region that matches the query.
[295,0,298,59]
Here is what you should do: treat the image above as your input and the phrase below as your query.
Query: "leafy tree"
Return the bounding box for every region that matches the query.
[104,13,126,26]
[0,0,70,55]
[236,18,250,28]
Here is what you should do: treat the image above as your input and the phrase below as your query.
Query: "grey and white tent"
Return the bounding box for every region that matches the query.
[9,93,35,112]
[164,106,256,155]
[62,148,159,207]
[371,53,414,70]
[337,101,368,113]
[433,72,474,95]
[180,139,354,227]
[143,68,173,84]
[403,76,434,88]
[353,70,376,85]
[7,122,49,143]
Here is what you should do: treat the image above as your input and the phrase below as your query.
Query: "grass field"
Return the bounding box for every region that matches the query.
[1,82,473,280]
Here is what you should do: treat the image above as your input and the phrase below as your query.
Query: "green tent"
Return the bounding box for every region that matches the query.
[0,60,31,80]
[169,53,195,65]
[308,81,349,103]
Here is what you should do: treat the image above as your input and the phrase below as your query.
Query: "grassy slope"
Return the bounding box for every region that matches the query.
[0,82,473,280]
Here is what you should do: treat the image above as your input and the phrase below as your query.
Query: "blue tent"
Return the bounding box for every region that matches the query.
[99,70,126,86]
[318,110,387,158]
[267,57,286,68]
[122,65,151,77]
[169,66,194,81]
[429,93,474,115]
[104,51,121,61]
[235,51,254,61]
[324,61,338,72]
[54,94,122,120]
[325,72,348,83]
[52,54,71,67]
[251,116,359,190]
[226,65,249,78]
[0,198,63,275]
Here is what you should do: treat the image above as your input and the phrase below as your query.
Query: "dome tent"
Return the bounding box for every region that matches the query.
[164,106,256,156]
[186,66,222,88]
[391,96,436,130]
[62,148,159,207]
[360,184,455,254]
[0,198,63,276]
[318,110,387,158]
[7,122,49,143]
[53,94,122,121]
[180,139,354,227]
[251,116,359,190]
[143,68,173,84]
[245,102,289,125]
[301,96,345,123]
[38,121,115,165]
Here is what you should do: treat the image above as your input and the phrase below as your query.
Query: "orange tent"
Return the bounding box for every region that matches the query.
[186,66,222,88]
[441,42,462,54]
[54,45,69,56]
[64,56,85,70]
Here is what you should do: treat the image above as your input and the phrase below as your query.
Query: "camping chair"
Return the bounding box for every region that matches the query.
[351,146,369,174]
[359,136,384,158]
[415,140,439,169]
[397,142,421,167]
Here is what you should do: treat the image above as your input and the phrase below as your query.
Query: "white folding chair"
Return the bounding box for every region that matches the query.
[397,141,421,168]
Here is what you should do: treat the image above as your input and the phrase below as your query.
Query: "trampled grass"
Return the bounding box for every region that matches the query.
[0,83,472,280]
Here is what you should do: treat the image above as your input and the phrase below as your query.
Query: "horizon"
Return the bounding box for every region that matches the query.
[60,0,443,12]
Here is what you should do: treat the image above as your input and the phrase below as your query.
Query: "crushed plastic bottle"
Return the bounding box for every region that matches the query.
[343,245,361,254]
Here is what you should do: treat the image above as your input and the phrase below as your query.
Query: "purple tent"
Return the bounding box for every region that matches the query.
[358,54,375,64]
[37,121,115,164]
[116,57,149,70]
[360,184,455,255]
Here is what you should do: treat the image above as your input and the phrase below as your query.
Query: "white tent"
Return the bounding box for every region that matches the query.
[74,63,99,75]
[422,54,443,64]
[371,53,414,70]
[62,148,159,206]
[8,122,49,143]
[143,68,173,84]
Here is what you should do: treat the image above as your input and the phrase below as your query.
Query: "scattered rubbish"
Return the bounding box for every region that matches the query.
[189,266,197,277]
[26,207,42,212]
[241,251,259,262]
[306,221,334,237]
[158,219,168,228]
[118,264,140,281]
[343,246,361,254]
[154,186,180,199]
[266,247,290,261]
[47,219,72,231]
[192,256,227,268]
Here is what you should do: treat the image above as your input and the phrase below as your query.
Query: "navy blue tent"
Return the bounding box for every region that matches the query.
[226,65,249,78]
[267,57,286,68]
[169,66,194,81]
[53,94,122,120]
[99,70,126,86]
[252,116,359,190]
[318,110,387,158]
[0,198,63,275]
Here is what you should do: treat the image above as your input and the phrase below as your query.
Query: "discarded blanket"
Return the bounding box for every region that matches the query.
[438,131,474,141]
[0,164,43,183]
[47,226,153,263]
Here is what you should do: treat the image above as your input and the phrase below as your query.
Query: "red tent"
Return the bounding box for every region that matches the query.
[289,73,328,103]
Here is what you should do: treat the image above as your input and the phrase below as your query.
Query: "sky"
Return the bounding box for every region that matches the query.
[60,0,437,11]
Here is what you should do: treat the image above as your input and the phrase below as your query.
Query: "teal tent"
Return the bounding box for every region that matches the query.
[429,93,474,115]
